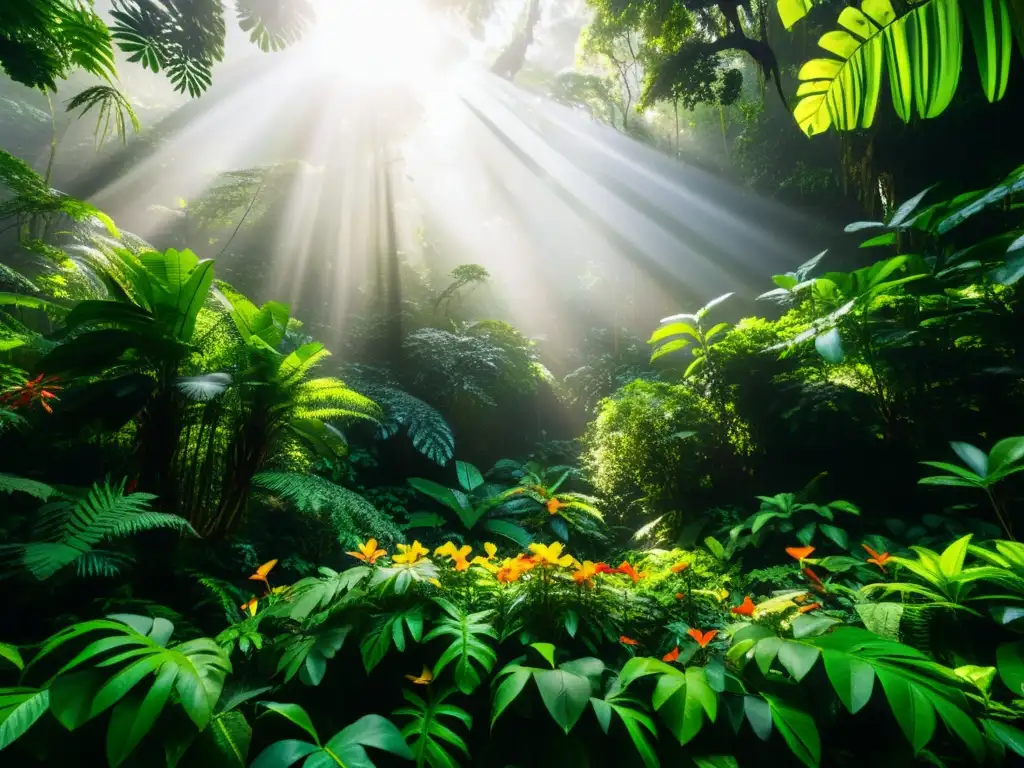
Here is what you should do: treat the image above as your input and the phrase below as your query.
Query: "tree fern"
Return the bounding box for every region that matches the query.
[253,472,403,547]
[3,477,195,580]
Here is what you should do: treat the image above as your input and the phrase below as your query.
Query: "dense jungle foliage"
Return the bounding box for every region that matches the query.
[1,0,1024,767]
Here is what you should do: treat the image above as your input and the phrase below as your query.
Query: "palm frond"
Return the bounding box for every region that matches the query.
[235,0,315,52]
[110,0,225,97]
[65,85,140,148]
[253,472,403,547]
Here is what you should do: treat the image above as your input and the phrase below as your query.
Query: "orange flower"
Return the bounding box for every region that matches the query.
[619,636,639,646]
[674,592,685,600]
[405,665,433,685]
[495,555,536,583]
[798,602,822,614]
[595,562,618,574]
[347,538,386,565]
[240,597,258,616]
[793,593,811,604]
[662,646,680,663]
[546,497,564,515]
[802,567,826,593]
[248,559,278,593]
[617,561,648,583]
[730,596,756,617]
[687,628,718,648]
[862,543,891,573]
[670,561,690,574]
[786,546,815,562]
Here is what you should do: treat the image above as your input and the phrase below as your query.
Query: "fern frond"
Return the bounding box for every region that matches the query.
[253,472,402,547]
[0,409,26,433]
[293,406,379,422]
[20,477,194,579]
[74,549,133,578]
[194,573,246,623]
[294,378,381,416]
[355,384,455,466]
[0,473,56,500]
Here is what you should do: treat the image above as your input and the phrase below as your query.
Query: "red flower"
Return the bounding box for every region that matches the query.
[1,374,62,414]
[617,561,648,583]
[730,596,756,617]
[594,562,618,574]
[862,543,891,573]
[662,646,680,663]
[619,636,639,646]
[687,628,718,648]
[802,567,826,593]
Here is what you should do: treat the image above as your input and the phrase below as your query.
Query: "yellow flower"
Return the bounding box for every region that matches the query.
[528,542,574,568]
[572,560,599,588]
[435,542,458,558]
[428,578,442,588]
[393,540,429,565]
[436,542,472,571]
[248,559,278,593]
[347,538,386,564]
[405,665,433,685]
[471,542,499,572]
[240,597,258,616]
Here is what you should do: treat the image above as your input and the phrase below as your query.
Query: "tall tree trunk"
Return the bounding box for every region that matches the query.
[491,0,542,81]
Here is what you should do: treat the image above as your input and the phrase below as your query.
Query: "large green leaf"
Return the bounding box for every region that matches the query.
[964,0,1014,101]
[424,601,497,695]
[533,668,592,734]
[793,0,1005,136]
[33,618,230,740]
[996,640,1024,696]
[454,461,484,492]
[794,0,893,135]
[765,695,821,768]
[778,0,815,29]
[491,667,532,727]
[0,688,49,751]
[408,479,472,523]
[173,260,215,342]
[324,714,413,764]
